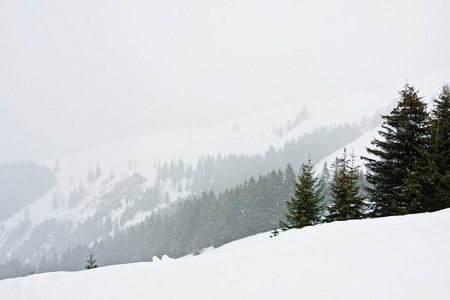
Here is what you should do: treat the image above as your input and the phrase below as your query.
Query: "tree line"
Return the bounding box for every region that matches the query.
[281,83,450,229]
[156,122,364,196]
[1,83,448,280]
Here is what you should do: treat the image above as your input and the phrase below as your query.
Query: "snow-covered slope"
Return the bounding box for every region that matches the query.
[1,209,449,300]
[0,69,448,266]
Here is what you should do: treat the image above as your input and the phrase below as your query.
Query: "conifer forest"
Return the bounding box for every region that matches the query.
[1,83,448,280]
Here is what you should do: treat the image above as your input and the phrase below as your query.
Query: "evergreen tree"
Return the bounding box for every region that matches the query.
[363,84,429,217]
[319,161,332,205]
[282,164,296,197]
[431,84,450,210]
[327,149,366,221]
[431,84,450,174]
[402,84,450,212]
[169,160,175,177]
[186,164,194,178]
[161,162,169,179]
[280,158,323,229]
[53,159,60,173]
[87,167,95,183]
[331,157,340,182]
[95,163,101,179]
[177,158,185,180]
[85,252,98,269]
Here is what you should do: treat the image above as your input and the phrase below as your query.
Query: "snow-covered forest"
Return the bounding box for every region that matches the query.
[1,0,450,298]
[0,82,449,283]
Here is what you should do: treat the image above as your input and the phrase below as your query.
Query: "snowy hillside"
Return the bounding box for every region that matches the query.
[0,69,448,269]
[1,209,449,300]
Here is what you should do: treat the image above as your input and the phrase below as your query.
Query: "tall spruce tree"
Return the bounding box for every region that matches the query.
[363,84,429,217]
[327,149,366,221]
[280,158,323,229]
[431,84,450,210]
[431,84,450,173]
[319,162,332,205]
[402,84,450,212]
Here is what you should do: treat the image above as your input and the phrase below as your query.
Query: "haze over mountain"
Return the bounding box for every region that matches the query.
[1,0,449,293]
[0,68,448,276]
[1,0,450,163]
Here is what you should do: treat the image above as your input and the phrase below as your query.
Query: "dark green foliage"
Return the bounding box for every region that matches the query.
[85,252,98,269]
[270,228,279,238]
[431,84,450,165]
[280,159,323,229]
[22,166,295,274]
[327,149,366,221]
[402,84,450,212]
[401,157,450,213]
[430,84,450,210]
[363,84,430,217]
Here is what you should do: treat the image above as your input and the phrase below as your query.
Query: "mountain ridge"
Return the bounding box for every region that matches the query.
[0,69,448,270]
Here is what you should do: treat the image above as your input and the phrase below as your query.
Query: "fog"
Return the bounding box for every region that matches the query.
[1,0,449,163]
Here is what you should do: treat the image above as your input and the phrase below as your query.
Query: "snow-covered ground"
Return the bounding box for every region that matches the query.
[1,209,449,300]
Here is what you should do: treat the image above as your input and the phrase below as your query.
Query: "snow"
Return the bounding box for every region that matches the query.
[1,209,449,300]
[1,68,449,263]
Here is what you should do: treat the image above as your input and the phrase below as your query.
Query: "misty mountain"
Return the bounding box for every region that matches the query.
[0,72,448,277]
[0,162,55,221]
[3,1,449,164]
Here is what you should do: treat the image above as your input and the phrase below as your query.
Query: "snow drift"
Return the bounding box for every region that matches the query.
[1,209,449,300]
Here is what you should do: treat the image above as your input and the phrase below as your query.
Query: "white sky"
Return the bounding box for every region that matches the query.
[1,0,450,164]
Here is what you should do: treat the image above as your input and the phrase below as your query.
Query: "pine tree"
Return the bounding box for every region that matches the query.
[280,158,323,229]
[85,252,98,270]
[87,167,95,183]
[402,84,450,212]
[319,162,332,205]
[95,163,101,179]
[363,84,429,217]
[186,164,194,179]
[431,84,450,210]
[327,149,366,222]
[431,84,450,174]
[279,164,296,217]
[177,159,184,180]
[53,159,60,173]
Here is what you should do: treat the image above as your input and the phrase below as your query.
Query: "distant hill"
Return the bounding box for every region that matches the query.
[0,161,54,221]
